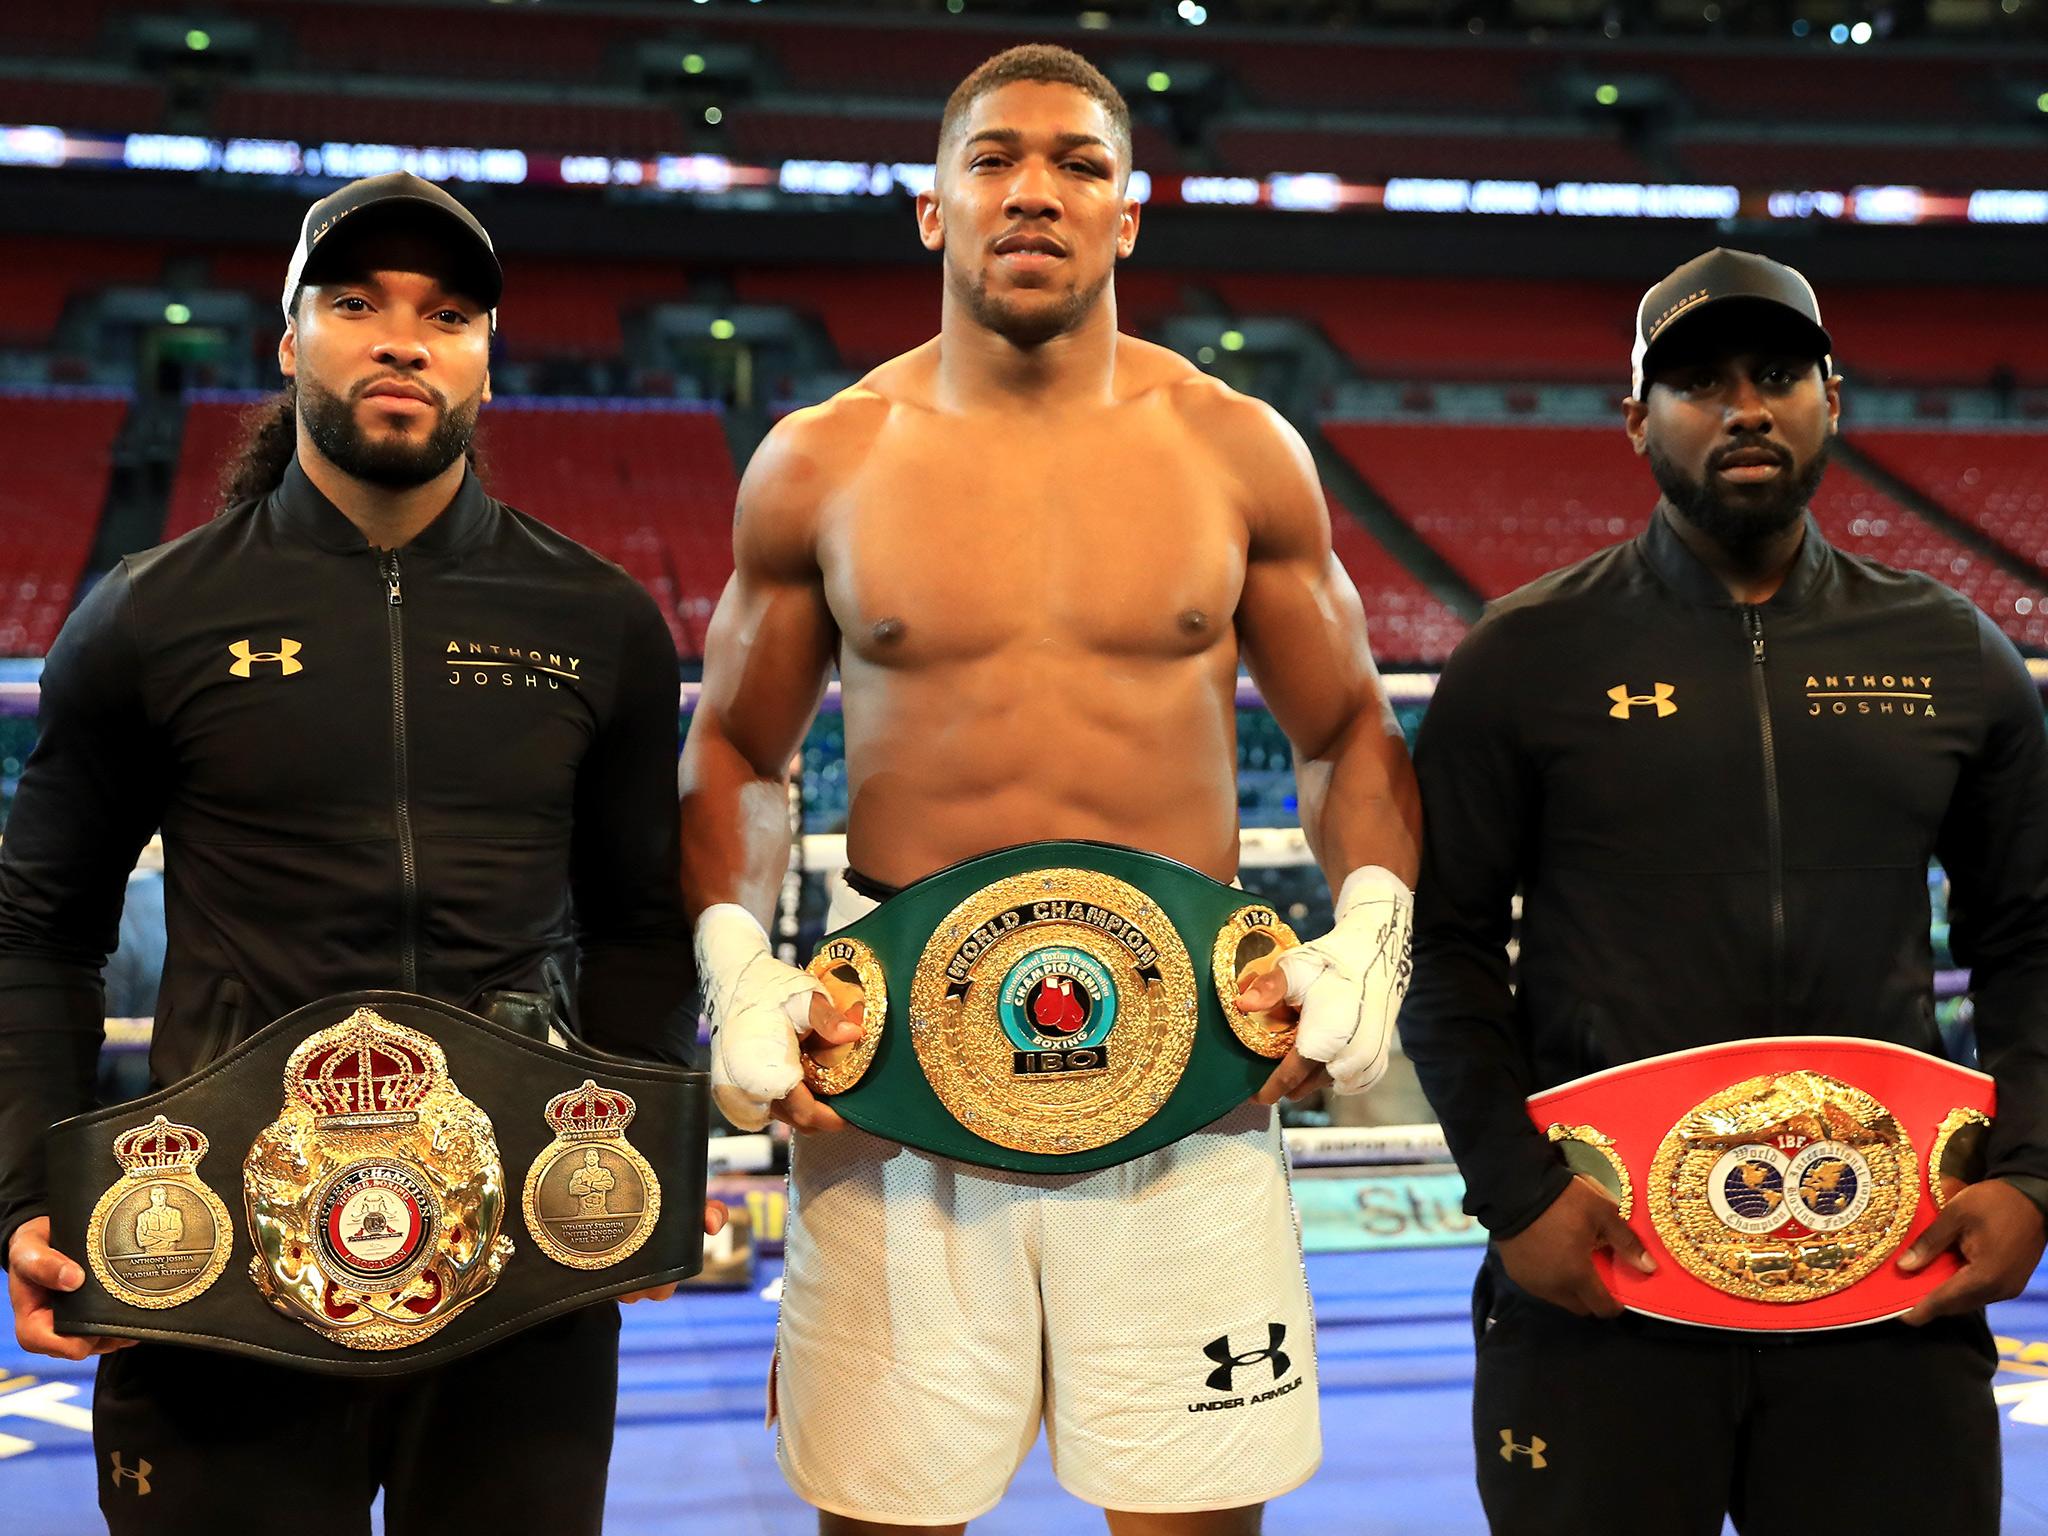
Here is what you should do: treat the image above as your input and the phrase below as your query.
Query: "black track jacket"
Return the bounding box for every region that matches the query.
[0,459,692,1257]
[1403,506,2048,1239]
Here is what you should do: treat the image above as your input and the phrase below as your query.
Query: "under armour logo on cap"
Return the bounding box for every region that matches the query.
[228,638,304,678]
[1202,1323,1290,1392]
[1498,1429,1547,1468]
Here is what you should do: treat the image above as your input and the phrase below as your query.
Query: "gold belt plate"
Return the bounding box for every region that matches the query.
[87,1116,234,1310]
[243,1007,513,1351]
[906,868,1199,1156]
[521,1079,662,1270]
[1648,1070,1917,1303]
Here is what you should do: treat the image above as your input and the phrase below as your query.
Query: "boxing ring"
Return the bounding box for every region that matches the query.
[5,662,2048,1532]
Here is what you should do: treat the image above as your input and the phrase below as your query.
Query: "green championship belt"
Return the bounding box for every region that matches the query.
[800,840,1304,1174]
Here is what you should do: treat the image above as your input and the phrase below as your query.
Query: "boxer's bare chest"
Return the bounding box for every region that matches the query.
[818,403,1249,669]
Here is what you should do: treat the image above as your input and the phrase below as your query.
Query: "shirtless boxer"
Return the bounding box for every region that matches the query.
[680,46,1420,1536]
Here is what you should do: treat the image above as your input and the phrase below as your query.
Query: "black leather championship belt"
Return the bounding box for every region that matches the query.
[47,991,709,1376]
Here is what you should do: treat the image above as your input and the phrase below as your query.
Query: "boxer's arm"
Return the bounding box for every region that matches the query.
[0,566,167,1265]
[1937,610,2048,1217]
[1398,614,1574,1239]
[569,582,693,1063]
[678,413,840,923]
[1230,400,1418,886]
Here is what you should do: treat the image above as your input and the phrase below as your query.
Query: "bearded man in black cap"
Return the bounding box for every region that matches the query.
[1401,247,2048,1534]
[0,173,718,1535]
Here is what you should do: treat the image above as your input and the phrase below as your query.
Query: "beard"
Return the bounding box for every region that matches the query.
[949,254,1111,350]
[1648,434,1829,562]
[298,372,482,489]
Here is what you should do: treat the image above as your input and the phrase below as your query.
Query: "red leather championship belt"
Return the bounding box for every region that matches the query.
[1526,1037,1994,1330]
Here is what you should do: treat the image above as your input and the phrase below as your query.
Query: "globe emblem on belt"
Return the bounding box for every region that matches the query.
[997,946,1118,1053]
[1722,1157,1786,1223]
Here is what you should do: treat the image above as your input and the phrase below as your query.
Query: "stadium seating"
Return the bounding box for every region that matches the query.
[0,391,127,655]
[1854,432,2048,578]
[0,237,168,349]
[1327,419,2048,649]
[1675,137,2048,192]
[1218,276,1638,383]
[476,400,738,657]
[211,84,683,156]
[1820,288,2048,388]
[1324,491,1468,665]
[0,76,166,134]
[160,395,261,542]
[1211,125,1652,183]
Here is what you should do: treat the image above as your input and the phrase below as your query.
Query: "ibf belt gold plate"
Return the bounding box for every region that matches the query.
[243,1007,513,1351]
[906,869,1198,1156]
[522,1079,662,1270]
[1648,1070,1917,1303]
[86,1116,233,1310]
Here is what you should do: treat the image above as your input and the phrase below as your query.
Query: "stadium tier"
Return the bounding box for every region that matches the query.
[1855,432,2048,579]
[1210,124,1653,184]
[209,84,685,157]
[0,236,167,349]
[1218,276,1638,383]
[474,399,738,657]
[1326,419,2048,649]
[1673,138,2048,197]
[0,391,128,655]
[1324,489,1468,666]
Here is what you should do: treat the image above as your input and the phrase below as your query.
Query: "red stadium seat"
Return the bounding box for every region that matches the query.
[0,391,128,656]
[1323,489,1468,666]
[1218,276,1639,383]
[0,237,169,348]
[210,85,683,156]
[1855,432,2048,580]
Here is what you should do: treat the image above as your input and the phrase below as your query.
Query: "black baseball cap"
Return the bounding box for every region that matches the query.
[281,171,502,327]
[1630,247,1833,397]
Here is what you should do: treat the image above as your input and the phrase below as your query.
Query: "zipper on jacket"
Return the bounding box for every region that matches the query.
[382,549,419,990]
[1745,605,1784,1026]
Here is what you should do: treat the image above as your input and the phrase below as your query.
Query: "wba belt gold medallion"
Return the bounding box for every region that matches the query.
[245,1006,512,1351]
[797,841,1304,1173]
[1528,1036,1996,1329]
[522,1080,662,1270]
[86,1117,233,1310]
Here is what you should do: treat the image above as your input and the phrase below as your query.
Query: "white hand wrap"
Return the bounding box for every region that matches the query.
[696,903,826,1132]
[1273,866,1415,1095]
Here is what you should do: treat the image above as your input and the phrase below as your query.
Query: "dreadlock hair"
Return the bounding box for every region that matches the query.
[938,45,1133,186]
[214,377,485,513]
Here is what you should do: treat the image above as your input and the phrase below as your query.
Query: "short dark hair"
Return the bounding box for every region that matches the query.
[938,45,1133,185]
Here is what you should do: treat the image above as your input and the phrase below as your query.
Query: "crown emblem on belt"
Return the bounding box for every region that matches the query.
[543,1080,638,1140]
[284,1008,444,1124]
[111,1116,209,1176]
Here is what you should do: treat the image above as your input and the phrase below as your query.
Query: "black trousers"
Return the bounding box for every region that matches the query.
[1469,1250,2000,1536]
[92,1303,622,1536]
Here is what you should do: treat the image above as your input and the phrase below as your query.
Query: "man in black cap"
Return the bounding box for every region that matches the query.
[1,172,715,1534]
[1402,247,2048,1533]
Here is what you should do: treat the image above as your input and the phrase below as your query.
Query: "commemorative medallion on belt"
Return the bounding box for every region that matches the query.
[522,1080,662,1270]
[86,1116,233,1310]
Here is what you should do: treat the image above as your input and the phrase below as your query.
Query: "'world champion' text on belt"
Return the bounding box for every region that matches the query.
[943,901,1167,999]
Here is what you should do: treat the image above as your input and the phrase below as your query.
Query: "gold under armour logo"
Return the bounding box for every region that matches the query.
[109,1452,152,1495]
[228,638,303,678]
[1498,1429,1547,1468]
[1607,682,1676,719]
